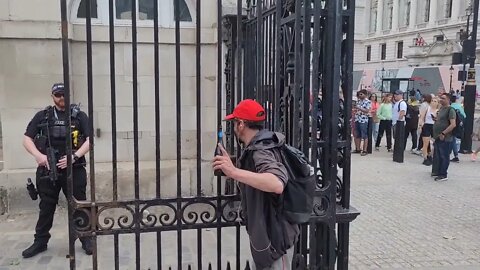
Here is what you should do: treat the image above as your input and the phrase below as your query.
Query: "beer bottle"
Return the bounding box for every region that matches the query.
[214,127,225,176]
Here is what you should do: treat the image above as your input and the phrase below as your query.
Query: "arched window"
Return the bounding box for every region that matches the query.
[76,0,98,18]
[72,0,194,25]
[175,0,193,22]
[115,0,192,22]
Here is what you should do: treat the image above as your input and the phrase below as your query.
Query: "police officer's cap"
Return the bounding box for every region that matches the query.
[51,83,65,94]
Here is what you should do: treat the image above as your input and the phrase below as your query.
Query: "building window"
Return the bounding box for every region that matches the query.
[370,0,378,32]
[115,0,192,21]
[397,41,403,58]
[424,0,430,22]
[380,43,387,60]
[388,5,394,29]
[366,46,372,61]
[174,0,193,22]
[445,0,453,18]
[77,0,98,18]
[434,35,445,42]
[405,1,411,26]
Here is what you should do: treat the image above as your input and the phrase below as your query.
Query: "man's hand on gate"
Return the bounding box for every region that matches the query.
[212,144,237,178]
[35,154,49,170]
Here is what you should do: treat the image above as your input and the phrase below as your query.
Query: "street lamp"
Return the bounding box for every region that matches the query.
[461,4,473,90]
[381,67,385,92]
[460,0,479,153]
[449,65,454,92]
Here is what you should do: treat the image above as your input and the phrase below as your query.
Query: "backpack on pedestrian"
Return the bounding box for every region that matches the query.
[451,108,465,139]
[399,101,418,120]
[276,144,316,224]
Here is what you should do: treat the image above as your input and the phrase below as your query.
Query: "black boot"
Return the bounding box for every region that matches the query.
[22,242,47,258]
[80,238,93,255]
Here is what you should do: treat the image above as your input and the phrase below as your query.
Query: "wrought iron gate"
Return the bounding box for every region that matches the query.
[60,0,358,269]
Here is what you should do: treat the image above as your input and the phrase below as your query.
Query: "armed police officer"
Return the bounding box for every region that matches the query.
[21,83,93,258]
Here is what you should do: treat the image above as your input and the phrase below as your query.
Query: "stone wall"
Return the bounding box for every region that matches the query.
[0,0,225,213]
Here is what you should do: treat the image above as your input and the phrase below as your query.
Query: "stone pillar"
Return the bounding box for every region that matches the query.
[451,0,461,21]
[365,0,372,33]
[428,0,437,26]
[409,0,418,29]
[377,0,384,34]
[392,0,400,31]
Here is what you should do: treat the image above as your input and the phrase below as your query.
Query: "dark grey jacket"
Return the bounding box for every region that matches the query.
[237,130,300,269]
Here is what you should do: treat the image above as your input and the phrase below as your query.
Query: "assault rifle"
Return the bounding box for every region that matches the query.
[41,147,60,185]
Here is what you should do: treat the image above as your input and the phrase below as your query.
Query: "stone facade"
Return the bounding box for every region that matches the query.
[0,0,229,211]
[355,0,477,69]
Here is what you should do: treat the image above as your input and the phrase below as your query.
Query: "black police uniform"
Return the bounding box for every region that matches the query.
[23,104,91,257]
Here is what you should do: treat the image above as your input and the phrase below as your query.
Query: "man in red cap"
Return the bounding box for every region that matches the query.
[213,99,299,269]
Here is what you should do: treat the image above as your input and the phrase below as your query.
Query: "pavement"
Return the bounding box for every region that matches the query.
[0,143,479,269]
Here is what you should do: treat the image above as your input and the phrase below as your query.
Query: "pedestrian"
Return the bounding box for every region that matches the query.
[449,95,466,163]
[472,146,480,161]
[369,93,380,143]
[404,102,419,152]
[212,99,299,270]
[432,93,457,181]
[415,89,422,102]
[414,94,430,155]
[353,89,372,156]
[392,90,407,162]
[418,95,437,166]
[21,83,93,258]
[375,94,393,152]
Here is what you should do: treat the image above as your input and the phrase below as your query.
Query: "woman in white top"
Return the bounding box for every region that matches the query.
[418,95,439,165]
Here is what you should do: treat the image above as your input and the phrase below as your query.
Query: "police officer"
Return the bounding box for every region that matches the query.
[21,83,93,258]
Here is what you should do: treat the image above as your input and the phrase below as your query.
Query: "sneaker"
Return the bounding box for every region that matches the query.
[450,157,460,163]
[360,151,368,156]
[375,147,380,151]
[422,158,432,166]
[434,175,448,182]
[472,153,478,161]
[80,239,93,255]
[387,148,393,152]
[22,242,47,258]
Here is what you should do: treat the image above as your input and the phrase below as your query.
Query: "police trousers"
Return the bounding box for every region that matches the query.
[34,166,87,245]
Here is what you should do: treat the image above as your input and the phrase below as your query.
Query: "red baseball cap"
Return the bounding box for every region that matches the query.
[224,99,266,121]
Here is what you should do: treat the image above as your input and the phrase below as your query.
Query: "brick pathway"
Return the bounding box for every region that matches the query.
[1,147,479,269]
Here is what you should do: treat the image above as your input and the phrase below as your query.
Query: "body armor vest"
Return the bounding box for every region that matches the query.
[35,105,84,155]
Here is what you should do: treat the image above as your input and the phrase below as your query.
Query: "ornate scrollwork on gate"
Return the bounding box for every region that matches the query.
[73,197,245,235]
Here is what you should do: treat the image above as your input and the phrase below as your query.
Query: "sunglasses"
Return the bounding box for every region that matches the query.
[53,93,64,98]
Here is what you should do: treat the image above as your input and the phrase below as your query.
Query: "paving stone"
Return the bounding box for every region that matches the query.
[1,147,480,269]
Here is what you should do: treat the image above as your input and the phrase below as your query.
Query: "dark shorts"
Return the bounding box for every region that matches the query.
[355,122,368,139]
[421,124,433,137]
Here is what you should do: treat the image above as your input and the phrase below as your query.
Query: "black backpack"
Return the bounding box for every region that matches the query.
[399,101,418,120]
[451,108,465,139]
[277,144,315,224]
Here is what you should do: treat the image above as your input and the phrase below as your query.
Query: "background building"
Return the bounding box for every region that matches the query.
[354,0,480,95]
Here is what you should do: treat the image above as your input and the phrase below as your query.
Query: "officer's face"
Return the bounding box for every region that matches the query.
[52,92,65,109]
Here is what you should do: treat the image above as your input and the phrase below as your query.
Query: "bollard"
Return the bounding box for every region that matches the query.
[393,121,405,163]
[367,117,373,154]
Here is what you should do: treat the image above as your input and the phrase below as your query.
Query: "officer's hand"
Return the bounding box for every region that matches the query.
[212,144,237,178]
[35,154,49,170]
[57,155,68,169]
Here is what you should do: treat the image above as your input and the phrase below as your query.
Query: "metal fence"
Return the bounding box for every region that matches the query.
[59,0,358,269]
